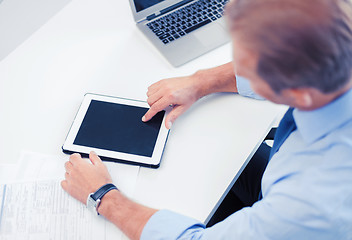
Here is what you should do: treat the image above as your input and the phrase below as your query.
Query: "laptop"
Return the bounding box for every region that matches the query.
[0,0,71,61]
[129,0,231,67]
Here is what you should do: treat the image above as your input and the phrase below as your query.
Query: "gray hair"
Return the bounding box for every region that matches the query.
[226,0,352,93]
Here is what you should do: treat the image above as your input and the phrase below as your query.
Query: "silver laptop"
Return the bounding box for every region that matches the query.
[0,0,71,61]
[129,0,231,67]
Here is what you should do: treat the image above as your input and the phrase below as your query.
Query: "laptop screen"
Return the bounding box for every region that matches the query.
[134,0,165,12]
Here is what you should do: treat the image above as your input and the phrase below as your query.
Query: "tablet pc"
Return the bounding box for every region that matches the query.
[62,93,170,168]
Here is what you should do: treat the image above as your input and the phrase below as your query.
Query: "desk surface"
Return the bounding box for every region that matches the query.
[0,0,286,224]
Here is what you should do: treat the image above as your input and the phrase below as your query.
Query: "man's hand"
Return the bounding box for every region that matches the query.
[142,62,238,129]
[62,152,157,240]
[61,152,113,205]
[142,74,202,129]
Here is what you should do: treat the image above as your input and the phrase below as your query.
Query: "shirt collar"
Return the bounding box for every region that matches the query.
[293,88,352,144]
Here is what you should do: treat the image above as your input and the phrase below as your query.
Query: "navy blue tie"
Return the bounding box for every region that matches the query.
[258,108,296,200]
[269,107,297,160]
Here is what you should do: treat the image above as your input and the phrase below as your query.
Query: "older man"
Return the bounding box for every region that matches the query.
[62,0,352,239]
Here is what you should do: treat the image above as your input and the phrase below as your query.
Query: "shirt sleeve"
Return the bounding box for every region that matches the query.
[141,204,284,240]
[236,75,265,100]
[141,204,282,240]
[141,172,340,240]
[140,210,206,239]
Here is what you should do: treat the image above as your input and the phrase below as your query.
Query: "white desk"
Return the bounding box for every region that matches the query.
[0,0,286,227]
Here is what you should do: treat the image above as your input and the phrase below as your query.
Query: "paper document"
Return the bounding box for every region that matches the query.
[0,164,17,184]
[0,151,140,239]
[0,180,119,239]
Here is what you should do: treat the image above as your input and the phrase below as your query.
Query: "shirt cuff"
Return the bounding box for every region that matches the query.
[141,210,205,240]
[236,75,264,100]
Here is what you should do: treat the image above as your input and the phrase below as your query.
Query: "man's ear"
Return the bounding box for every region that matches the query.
[285,88,313,108]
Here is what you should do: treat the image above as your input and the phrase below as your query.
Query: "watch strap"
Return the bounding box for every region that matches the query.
[91,183,118,201]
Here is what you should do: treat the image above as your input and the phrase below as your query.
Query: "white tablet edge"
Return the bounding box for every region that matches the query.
[62,93,169,167]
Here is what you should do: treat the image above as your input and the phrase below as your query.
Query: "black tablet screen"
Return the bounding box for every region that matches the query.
[73,100,164,157]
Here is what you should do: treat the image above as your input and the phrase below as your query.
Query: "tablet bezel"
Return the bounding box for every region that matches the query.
[62,93,170,168]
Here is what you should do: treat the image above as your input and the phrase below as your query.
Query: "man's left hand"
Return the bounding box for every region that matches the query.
[61,152,113,205]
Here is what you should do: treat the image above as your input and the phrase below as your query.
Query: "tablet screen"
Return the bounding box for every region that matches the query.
[73,100,164,157]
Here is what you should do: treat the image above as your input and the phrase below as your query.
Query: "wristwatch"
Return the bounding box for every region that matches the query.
[86,183,118,215]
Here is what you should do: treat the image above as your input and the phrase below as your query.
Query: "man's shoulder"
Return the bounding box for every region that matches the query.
[321,118,352,161]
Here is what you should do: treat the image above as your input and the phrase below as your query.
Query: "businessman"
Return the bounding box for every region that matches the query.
[62,0,352,239]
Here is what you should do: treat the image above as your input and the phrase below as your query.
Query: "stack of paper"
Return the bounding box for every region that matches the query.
[0,151,139,240]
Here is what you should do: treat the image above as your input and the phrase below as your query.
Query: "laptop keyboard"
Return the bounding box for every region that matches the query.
[146,0,229,44]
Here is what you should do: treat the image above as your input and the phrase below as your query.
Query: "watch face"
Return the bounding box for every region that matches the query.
[87,194,98,214]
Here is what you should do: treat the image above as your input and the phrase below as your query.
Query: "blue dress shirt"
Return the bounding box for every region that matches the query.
[236,75,264,100]
[141,79,352,239]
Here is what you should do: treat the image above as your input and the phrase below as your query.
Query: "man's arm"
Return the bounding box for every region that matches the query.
[142,62,237,129]
[97,189,157,240]
[61,152,157,240]
[62,152,334,240]
[194,61,238,96]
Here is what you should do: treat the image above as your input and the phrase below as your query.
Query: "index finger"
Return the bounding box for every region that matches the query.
[142,97,170,122]
[142,108,159,122]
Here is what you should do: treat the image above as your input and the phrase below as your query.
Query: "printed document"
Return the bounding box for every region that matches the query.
[0,151,139,239]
